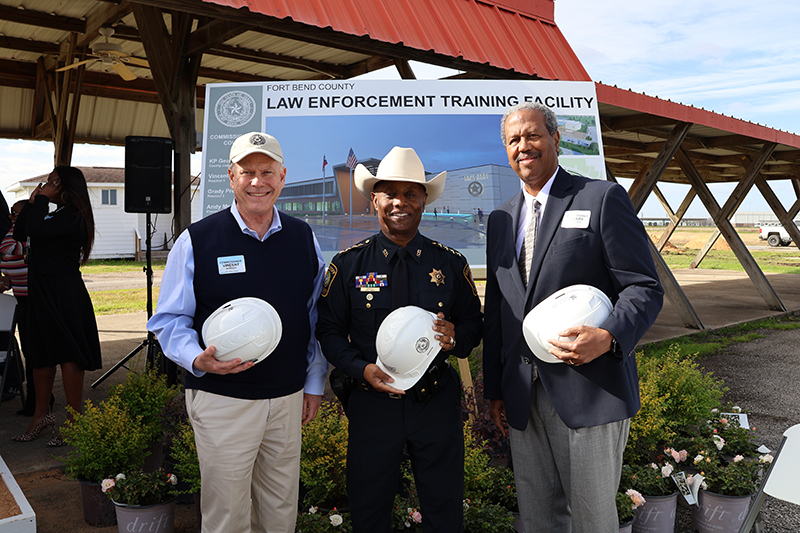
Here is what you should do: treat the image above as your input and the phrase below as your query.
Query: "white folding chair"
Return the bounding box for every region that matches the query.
[0,292,25,408]
[739,423,800,533]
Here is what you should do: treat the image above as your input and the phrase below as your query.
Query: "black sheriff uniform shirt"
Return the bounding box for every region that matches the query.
[316,231,483,382]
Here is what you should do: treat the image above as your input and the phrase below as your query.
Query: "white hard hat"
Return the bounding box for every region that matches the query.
[201,297,282,364]
[375,306,441,390]
[522,285,613,364]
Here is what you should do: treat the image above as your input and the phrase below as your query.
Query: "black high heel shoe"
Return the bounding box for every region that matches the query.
[11,412,56,442]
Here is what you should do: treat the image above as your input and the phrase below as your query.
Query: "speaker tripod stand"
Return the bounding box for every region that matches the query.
[92,212,164,388]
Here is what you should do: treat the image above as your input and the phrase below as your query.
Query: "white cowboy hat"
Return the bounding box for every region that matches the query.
[354,146,446,202]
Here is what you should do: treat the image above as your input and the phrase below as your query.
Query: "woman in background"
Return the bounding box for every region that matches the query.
[11,166,101,446]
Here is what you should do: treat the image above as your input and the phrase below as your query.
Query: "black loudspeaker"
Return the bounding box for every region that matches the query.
[125,136,173,213]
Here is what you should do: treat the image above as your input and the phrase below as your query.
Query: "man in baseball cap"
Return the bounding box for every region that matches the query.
[148,131,327,532]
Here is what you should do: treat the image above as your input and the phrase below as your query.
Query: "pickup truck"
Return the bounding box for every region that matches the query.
[758,223,799,247]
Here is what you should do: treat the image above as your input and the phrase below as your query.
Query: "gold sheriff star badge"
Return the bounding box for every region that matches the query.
[429,268,445,286]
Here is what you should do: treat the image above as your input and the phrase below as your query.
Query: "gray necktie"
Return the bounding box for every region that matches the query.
[519,200,540,288]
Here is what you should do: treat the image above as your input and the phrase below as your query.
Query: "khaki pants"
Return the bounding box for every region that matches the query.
[186,388,303,533]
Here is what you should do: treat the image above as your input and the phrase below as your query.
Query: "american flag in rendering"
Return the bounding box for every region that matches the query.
[322,155,328,171]
[345,148,358,170]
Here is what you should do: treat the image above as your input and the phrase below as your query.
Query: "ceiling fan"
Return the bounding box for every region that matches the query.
[56,27,149,81]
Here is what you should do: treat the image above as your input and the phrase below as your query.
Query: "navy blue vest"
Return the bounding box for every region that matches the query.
[186,209,317,399]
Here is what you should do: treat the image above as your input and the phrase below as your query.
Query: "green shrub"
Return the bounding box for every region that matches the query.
[626,367,672,464]
[627,344,725,462]
[462,421,495,500]
[62,396,152,483]
[295,506,353,532]
[108,366,182,443]
[300,400,349,508]
[168,421,201,495]
[463,500,516,533]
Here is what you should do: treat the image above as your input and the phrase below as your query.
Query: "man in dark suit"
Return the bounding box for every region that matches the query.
[484,102,663,532]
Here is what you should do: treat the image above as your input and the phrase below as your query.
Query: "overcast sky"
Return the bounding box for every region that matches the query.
[0,0,797,218]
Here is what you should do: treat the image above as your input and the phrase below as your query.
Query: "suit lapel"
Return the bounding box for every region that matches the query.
[526,168,574,301]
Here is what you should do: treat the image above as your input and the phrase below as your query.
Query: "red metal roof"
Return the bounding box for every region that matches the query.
[201,0,590,81]
[596,83,800,149]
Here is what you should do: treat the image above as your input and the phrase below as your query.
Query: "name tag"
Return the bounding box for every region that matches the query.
[217,255,246,275]
[561,210,591,229]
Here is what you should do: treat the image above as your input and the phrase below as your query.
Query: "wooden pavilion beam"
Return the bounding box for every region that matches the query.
[754,174,800,251]
[0,4,85,33]
[628,121,693,213]
[690,142,777,267]
[133,4,201,236]
[606,164,704,329]
[394,59,416,79]
[676,148,785,311]
[653,186,696,252]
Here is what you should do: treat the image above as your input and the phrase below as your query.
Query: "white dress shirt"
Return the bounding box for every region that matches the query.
[515,168,558,259]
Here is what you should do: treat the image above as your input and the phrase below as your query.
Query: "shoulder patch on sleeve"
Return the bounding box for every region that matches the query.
[463,264,478,297]
[321,263,337,298]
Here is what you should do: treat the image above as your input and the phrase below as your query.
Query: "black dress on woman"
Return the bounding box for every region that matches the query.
[13,195,101,370]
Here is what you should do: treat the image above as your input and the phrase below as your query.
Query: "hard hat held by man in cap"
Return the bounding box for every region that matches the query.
[148,131,328,532]
[317,146,483,532]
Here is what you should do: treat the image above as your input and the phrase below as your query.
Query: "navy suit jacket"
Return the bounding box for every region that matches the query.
[483,167,663,430]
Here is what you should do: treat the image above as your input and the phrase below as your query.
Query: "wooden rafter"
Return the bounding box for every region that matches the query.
[607,164,704,329]
[653,186,697,252]
[628,121,693,212]
[677,148,785,312]
[690,143,777,267]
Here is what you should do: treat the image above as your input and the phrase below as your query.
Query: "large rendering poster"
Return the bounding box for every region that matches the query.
[201,80,604,220]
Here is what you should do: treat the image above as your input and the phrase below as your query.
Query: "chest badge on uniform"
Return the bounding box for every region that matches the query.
[429,268,445,286]
[356,272,388,292]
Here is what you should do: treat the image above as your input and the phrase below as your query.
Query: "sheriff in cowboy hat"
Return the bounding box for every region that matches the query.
[316,145,483,532]
[354,146,447,203]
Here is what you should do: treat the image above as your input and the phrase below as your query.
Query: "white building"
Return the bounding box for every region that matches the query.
[6,167,200,259]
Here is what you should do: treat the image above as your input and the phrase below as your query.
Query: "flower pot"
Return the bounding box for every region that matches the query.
[113,498,176,533]
[619,518,634,533]
[632,492,677,533]
[692,490,752,533]
[78,478,117,527]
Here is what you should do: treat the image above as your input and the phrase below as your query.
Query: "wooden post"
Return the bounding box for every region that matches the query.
[457,358,478,422]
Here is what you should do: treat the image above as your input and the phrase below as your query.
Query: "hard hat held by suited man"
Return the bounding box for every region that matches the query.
[316,146,483,532]
[148,131,328,533]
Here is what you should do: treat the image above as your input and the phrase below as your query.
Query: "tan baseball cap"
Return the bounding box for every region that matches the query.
[229,132,284,164]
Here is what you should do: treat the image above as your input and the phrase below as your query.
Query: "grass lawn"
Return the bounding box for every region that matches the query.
[82,259,164,315]
[90,287,160,315]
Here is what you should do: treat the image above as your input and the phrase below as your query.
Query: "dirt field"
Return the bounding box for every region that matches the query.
[646,227,763,250]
